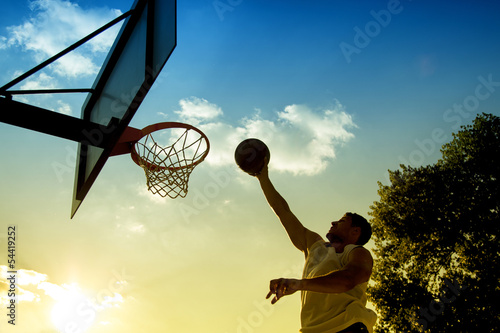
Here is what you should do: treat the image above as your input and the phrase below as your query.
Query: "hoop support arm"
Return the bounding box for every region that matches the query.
[110,126,143,156]
[0,97,115,148]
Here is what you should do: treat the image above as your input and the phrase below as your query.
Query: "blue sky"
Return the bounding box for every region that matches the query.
[1,0,500,332]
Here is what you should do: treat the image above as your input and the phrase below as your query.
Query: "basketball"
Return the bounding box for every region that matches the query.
[234,138,270,175]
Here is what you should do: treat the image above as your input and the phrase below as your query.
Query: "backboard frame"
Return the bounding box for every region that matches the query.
[73,0,177,217]
[0,0,177,218]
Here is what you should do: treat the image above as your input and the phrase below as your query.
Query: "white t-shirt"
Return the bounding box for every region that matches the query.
[300,241,377,333]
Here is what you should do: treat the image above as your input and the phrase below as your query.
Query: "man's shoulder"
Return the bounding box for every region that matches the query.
[346,244,372,255]
[346,245,373,266]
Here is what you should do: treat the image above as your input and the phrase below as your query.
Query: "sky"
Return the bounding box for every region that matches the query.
[1,0,500,332]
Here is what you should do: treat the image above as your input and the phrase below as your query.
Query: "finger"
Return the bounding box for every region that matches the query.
[267,279,284,304]
[269,279,279,290]
[269,279,282,293]
[266,280,278,300]
[279,279,288,294]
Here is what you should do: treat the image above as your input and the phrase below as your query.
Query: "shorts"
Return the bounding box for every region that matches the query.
[337,322,369,333]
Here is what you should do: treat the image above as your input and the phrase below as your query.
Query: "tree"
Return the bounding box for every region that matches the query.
[368,113,499,332]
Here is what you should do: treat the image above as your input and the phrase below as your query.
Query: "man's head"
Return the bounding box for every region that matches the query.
[326,212,372,246]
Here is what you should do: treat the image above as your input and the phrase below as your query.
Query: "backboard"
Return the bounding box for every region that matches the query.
[0,0,176,218]
[72,0,177,217]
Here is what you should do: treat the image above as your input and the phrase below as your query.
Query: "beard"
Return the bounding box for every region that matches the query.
[326,232,343,243]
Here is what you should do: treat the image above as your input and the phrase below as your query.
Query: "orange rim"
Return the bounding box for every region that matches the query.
[130,122,210,171]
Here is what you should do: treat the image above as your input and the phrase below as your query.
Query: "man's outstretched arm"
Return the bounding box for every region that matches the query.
[266,247,373,304]
[256,164,322,255]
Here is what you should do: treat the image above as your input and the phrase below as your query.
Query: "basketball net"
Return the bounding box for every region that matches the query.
[131,123,209,198]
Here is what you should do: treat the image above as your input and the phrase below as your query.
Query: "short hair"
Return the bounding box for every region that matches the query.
[346,212,372,245]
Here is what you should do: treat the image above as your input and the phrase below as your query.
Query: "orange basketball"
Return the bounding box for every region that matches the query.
[234,138,270,175]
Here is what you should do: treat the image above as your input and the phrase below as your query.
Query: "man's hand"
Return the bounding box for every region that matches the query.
[266,278,302,304]
[254,156,269,179]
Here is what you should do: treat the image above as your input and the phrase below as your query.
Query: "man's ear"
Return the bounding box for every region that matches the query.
[351,226,361,242]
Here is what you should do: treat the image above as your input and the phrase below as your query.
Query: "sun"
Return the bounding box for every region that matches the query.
[50,284,96,333]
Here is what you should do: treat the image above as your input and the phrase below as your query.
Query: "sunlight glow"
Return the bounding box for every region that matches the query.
[50,284,96,333]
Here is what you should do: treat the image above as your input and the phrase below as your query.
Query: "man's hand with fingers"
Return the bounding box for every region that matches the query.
[266,278,302,304]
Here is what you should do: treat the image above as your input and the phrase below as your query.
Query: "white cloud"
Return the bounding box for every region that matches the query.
[271,103,357,175]
[0,265,130,333]
[174,96,224,125]
[0,36,7,49]
[198,121,249,167]
[170,97,357,176]
[19,72,56,90]
[4,0,122,78]
[56,100,73,115]
[98,292,124,309]
[53,53,101,77]
[14,73,75,115]
[18,286,41,302]
[37,281,70,301]
[0,265,126,328]
[138,185,169,204]
[17,268,48,285]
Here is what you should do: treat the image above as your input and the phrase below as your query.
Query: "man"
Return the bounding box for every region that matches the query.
[255,163,377,333]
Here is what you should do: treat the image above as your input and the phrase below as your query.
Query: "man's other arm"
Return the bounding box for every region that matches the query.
[267,247,373,304]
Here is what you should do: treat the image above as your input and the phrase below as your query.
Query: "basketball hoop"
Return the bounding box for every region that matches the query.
[129,122,210,198]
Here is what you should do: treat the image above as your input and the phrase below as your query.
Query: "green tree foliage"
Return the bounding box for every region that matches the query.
[368,113,499,332]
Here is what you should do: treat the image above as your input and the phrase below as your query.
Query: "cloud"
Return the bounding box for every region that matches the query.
[0,265,126,331]
[0,266,49,305]
[174,96,224,125]
[272,103,356,175]
[19,72,56,90]
[56,100,72,115]
[98,292,124,309]
[0,266,46,304]
[17,268,48,285]
[13,72,76,115]
[0,36,7,49]
[3,0,122,78]
[164,98,357,176]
